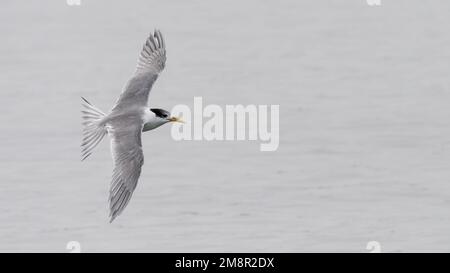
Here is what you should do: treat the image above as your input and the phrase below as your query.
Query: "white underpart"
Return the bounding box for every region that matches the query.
[142,107,167,131]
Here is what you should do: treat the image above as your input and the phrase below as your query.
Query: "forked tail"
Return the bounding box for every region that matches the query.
[81,97,107,161]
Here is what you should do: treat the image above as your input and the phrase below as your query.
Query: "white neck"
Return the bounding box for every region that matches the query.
[142,108,169,132]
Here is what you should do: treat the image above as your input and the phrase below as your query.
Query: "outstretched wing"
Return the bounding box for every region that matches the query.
[108,120,144,222]
[112,30,167,112]
[135,29,166,75]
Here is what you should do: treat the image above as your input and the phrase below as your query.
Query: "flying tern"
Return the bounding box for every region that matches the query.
[81,30,183,222]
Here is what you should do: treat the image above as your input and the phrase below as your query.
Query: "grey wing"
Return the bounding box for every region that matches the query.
[135,29,166,75]
[108,121,145,222]
[112,29,167,112]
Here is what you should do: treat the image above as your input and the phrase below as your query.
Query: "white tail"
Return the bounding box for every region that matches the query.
[81,97,107,161]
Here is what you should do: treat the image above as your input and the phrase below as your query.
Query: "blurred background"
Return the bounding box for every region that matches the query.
[1,0,450,252]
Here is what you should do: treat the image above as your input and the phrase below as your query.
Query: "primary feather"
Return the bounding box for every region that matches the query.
[111,30,166,112]
[108,120,144,222]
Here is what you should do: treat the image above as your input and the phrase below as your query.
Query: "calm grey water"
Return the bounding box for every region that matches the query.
[1,0,450,252]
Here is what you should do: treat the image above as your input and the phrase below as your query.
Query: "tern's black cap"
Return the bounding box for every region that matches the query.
[150,108,170,118]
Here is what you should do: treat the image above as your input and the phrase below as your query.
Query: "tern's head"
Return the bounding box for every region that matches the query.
[143,108,183,132]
